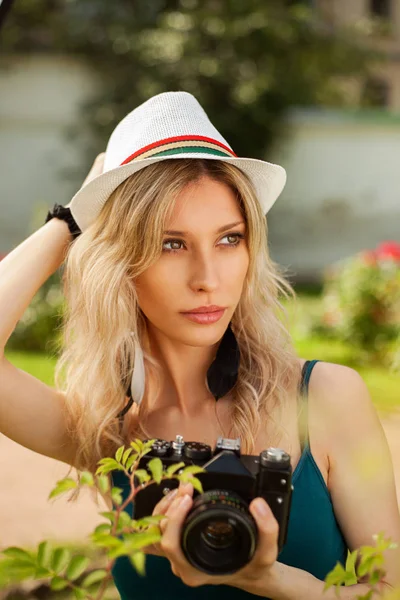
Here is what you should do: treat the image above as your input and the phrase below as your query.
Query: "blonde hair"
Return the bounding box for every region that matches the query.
[54,158,302,501]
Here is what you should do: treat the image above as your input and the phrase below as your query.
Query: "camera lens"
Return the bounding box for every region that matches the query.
[181,489,257,575]
[201,520,236,549]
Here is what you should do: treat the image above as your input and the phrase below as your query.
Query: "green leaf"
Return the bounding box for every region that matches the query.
[91,534,122,549]
[344,549,358,576]
[369,568,385,586]
[133,439,144,452]
[357,591,374,600]
[134,469,151,484]
[0,558,36,577]
[50,576,69,591]
[166,462,185,477]
[147,458,163,483]
[73,588,87,600]
[81,568,108,588]
[143,439,157,451]
[95,459,124,476]
[117,511,132,529]
[343,571,358,586]
[124,528,162,551]
[99,511,116,523]
[324,562,346,589]
[133,515,164,529]
[126,453,139,471]
[111,487,123,506]
[2,547,35,562]
[129,552,146,577]
[130,441,141,453]
[97,474,110,494]
[51,548,71,574]
[48,478,77,499]
[122,447,133,466]
[93,523,111,536]
[189,476,203,494]
[181,465,206,475]
[34,566,51,578]
[80,472,94,486]
[115,445,125,463]
[37,541,53,569]
[66,555,90,581]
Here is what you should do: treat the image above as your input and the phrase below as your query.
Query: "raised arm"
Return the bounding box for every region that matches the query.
[0,153,104,466]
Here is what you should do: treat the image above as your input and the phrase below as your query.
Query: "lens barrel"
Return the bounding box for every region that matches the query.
[181,489,257,575]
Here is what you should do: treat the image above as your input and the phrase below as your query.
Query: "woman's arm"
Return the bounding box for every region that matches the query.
[254,362,400,599]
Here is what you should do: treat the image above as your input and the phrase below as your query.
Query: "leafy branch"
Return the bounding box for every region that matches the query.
[324,532,399,599]
[0,438,205,599]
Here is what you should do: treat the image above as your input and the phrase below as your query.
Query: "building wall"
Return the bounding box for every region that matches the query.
[268,109,400,280]
[0,54,99,253]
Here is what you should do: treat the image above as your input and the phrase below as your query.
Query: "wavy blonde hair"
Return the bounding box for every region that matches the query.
[54,158,302,500]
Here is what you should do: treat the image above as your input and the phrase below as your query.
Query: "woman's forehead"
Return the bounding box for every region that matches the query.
[165,177,244,232]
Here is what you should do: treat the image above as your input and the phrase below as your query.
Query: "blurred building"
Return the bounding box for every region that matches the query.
[1,1,400,280]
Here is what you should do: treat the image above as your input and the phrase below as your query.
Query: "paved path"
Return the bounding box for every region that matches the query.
[1,410,400,550]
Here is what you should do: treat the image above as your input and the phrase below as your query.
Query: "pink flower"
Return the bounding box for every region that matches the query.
[375,241,400,262]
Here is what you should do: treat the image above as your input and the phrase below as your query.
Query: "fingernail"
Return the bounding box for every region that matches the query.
[253,499,269,517]
[166,488,178,501]
[180,494,191,508]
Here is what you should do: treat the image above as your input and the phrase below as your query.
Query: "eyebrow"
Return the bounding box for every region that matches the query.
[163,221,246,236]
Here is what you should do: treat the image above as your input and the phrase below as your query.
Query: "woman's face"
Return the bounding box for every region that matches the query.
[135,174,250,347]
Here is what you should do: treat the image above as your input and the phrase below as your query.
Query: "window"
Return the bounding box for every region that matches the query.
[369,0,391,18]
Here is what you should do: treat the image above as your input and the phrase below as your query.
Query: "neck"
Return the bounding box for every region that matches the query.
[144,322,220,418]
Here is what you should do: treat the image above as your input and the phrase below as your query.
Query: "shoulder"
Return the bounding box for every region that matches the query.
[305,360,382,456]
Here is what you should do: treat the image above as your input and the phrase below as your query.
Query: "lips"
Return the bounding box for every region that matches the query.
[181,306,225,314]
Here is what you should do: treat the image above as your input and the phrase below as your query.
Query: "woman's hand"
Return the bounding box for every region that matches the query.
[156,485,281,595]
[140,481,195,558]
[65,152,105,208]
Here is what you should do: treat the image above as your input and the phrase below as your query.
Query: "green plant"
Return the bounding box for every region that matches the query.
[0,439,205,598]
[324,532,399,599]
[6,270,65,354]
[318,242,400,368]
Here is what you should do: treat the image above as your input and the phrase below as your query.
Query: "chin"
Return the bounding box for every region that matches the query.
[172,321,229,347]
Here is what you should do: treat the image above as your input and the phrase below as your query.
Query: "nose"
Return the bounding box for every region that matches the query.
[188,249,220,293]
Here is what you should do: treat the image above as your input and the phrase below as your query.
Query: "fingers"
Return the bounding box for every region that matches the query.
[159,492,193,557]
[248,498,279,567]
[153,481,194,516]
[142,481,194,558]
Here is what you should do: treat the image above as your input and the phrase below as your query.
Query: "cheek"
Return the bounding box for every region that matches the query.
[135,265,180,316]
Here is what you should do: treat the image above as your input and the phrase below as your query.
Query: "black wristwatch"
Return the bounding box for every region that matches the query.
[45,203,82,240]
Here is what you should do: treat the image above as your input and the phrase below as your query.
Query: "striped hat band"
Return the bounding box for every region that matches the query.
[120,135,237,164]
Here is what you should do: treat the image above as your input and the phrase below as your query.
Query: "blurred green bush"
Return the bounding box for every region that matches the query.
[317,242,400,368]
[6,270,64,356]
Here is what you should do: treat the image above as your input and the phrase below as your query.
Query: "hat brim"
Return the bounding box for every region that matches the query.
[69,154,286,231]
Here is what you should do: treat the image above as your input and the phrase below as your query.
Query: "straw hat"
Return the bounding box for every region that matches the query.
[69,91,286,231]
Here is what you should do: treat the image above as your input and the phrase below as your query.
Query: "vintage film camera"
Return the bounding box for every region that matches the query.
[133,435,293,575]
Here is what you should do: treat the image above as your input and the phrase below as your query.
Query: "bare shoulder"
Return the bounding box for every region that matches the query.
[305,360,382,451]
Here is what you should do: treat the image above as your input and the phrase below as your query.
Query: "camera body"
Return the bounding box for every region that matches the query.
[134,435,293,575]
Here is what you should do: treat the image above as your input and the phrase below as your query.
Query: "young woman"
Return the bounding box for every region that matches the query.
[0,92,399,599]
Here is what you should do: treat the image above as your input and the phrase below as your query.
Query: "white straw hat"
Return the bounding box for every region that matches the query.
[69,91,286,231]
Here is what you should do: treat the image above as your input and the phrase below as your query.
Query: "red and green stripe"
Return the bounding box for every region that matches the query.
[120,135,237,164]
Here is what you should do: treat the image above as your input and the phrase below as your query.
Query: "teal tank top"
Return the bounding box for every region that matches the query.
[111,359,348,599]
